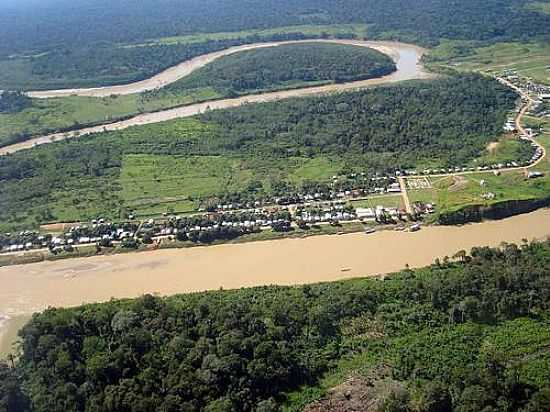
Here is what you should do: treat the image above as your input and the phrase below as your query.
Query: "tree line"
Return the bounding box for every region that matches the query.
[2,0,550,88]
[0,92,31,114]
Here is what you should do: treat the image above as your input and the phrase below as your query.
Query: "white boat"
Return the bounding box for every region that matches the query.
[409,223,421,232]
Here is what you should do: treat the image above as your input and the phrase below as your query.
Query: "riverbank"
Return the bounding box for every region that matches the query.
[0,221,369,268]
[1,208,549,358]
[0,315,30,359]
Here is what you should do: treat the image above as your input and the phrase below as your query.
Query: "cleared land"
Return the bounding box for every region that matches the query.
[409,117,550,221]
[428,41,550,85]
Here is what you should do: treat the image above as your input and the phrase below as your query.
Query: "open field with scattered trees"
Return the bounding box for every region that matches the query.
[0,75,518,231]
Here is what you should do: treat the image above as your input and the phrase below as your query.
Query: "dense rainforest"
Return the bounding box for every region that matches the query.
[1,0,550,88]
[1,0,549,55]
[0,33,322,90]
[1,240,550,411]
[155,43,396,97]
[0,75,517,230]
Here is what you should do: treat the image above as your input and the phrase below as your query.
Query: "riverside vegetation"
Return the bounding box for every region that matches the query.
[0,42,395,148]
[0,75,519,231]
[1,240,550,411]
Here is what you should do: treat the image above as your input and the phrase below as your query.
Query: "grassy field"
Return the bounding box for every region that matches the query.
[0,88,221,147]
[350,194,404,209]
[427,41,550,85]
[409,117,550,219]
[118,154,347,216]
[134,24,369,47]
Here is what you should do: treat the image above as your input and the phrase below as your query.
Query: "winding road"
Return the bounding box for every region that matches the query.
[0,39,431,156]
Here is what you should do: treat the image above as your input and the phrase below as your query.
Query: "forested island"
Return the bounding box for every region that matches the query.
[1,240,549,411]
[0,75,517,231]
[155,43,396,98]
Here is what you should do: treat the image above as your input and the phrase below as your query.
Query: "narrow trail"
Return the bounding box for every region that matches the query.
[398,177,413,214]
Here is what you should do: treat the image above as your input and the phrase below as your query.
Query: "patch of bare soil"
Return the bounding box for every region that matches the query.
[486,141,499,155]
[39,222,80,233]
[448,175,468,192]
[302,375,408,412]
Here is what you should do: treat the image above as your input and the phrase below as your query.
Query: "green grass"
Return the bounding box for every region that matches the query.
[416,169,549,219]
[120,154,254,202]
[118,154,349,216]
[288,157,343,183]
[350,194,403,209]
[0,88,222,147]
[134,24,369,47]
[428,41,550,85]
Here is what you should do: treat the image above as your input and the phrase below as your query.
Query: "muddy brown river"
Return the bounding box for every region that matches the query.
[1,40,431,156]
[1,208,550,356]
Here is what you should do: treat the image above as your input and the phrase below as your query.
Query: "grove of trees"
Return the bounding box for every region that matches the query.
[159,43,395,97]
[0,92,31,114]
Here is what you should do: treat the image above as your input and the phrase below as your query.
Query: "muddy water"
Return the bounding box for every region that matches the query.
[27,39,423,98]
[1,208,549,356]
[0,40,431,156]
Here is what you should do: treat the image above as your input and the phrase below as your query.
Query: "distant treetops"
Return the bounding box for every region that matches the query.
[0,91,31,114]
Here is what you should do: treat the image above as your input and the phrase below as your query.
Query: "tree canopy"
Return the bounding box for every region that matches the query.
[159,42,396,97]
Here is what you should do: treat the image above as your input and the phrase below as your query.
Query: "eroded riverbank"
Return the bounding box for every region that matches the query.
[1,40,430,156]
[1,208,549,356]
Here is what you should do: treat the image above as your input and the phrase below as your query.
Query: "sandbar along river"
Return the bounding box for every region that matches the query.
[1,40,430,155]
[1,208,550,356]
